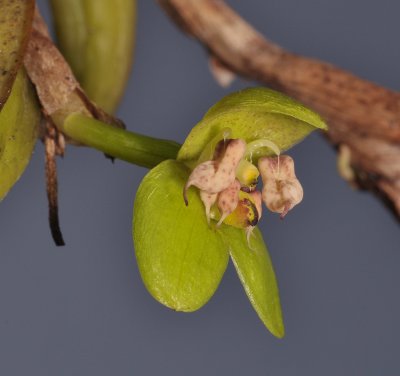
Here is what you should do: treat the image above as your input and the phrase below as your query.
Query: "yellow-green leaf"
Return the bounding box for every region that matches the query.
[50,0,136,113]
[0,0,34,109]
[133,160,229,312]
[0,70,40,201]
[221,225,285,338]
[178,87,327,163]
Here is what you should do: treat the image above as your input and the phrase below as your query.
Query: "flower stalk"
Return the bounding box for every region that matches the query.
[60,113,181,168]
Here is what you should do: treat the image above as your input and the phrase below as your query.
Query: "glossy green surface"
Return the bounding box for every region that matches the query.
[50,0,136,113]
[133,160,229,311]
[178,87,327,163]
[62,113,180,168]
[0,70,40,201]
[223,226,284,338]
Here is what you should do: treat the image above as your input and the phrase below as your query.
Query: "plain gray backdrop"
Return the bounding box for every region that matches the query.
[1,0,399,375]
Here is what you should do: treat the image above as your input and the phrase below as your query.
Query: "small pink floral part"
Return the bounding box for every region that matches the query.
[216,179,241,227]
[200,191,218,224]
[183,139,246,205]
[258,155,303,219]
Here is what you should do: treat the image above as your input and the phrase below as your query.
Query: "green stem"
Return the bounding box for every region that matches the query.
[61,113,181,168]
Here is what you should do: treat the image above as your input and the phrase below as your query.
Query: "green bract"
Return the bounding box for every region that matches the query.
[133,87,327,337]
[178,87,327,163]
[133,160,229,311]
[0,70,40,201]
[223,226,284,338]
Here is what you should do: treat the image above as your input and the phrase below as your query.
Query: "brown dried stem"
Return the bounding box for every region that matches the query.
[158,0,400,217]
[44,119,65,246]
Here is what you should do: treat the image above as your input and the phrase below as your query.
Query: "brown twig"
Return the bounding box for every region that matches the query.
[158,0,400,217]
[44,119,65,246]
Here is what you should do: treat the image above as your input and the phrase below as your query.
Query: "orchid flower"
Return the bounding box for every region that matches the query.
[133,88,327,337]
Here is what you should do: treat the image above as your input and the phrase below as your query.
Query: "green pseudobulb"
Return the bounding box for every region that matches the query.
[0,70,40,201]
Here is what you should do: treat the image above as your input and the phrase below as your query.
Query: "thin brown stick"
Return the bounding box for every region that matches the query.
[44,120,65,246]
[158,0,400,217]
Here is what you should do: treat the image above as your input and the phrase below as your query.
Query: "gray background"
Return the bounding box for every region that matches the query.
[0,0,399,374]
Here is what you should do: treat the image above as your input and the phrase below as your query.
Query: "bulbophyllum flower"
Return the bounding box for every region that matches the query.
[132,87,327,337]
[258,155,304,219]
[184,138,303,230]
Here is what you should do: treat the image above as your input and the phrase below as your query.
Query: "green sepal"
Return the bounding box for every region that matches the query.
[178,87,327,163]
[221,225,285,338]
[0,70,40,201]
[133,160,229,311]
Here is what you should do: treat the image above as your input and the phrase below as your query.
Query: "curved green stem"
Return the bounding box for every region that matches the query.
[61,113,181,168]
[244,139,280,162]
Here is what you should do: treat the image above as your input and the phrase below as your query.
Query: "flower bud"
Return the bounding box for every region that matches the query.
[258,155,303,218]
